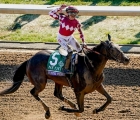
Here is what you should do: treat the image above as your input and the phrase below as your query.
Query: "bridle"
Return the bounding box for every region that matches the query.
[81,41,124,83]
[83,41,123,63]
[101,42,125,63]
[105,44,123,63]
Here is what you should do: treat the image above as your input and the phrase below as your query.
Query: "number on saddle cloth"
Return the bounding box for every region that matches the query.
[47,50,78,76]
[47,50,66,76]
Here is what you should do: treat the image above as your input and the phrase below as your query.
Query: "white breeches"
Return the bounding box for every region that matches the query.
[57,33,82,52]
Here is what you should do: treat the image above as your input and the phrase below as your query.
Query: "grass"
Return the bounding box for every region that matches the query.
[0,0,140,44]
[1,0,140,6]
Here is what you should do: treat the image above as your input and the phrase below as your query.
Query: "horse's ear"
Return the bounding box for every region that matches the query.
[99,39,104,43]
[108,34,111,41]
[99,39,106,45]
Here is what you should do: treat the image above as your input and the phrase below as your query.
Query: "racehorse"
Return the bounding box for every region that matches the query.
[0,34,130,119]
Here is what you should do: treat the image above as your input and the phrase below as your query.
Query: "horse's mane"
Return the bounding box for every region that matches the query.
[84,41,103,55]
[83,40,111,66]
[91,40,111,53]
[81,42,104,71]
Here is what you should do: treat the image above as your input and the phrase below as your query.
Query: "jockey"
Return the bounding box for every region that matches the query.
[49,4,87,74]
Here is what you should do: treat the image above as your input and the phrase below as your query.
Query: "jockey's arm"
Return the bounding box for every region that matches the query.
[49,5,67,20]
[77,24,85,43]
[49,7,61,20]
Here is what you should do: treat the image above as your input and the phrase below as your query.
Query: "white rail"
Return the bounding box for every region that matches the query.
[0,4,140,16]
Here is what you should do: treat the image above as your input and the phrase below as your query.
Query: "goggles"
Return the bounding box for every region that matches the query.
[67,12,78,16]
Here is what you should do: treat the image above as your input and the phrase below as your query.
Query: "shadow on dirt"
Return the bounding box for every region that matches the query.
[0,64,139,86]
[103,68,140,86]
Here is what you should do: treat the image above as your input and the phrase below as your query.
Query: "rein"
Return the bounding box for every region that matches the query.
[82,46,100,70]
[83,47,101,55]
[83,44,123,63]
[82,46,103,83]
[83,46,108,59]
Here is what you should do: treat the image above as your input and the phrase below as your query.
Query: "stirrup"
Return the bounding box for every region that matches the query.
[63,69,72,74]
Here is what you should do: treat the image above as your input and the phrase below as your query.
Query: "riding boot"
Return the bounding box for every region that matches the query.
[78,50,84,56]
[63,51,73,74]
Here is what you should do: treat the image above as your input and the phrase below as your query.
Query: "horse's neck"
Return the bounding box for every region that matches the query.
[86,52,108,74]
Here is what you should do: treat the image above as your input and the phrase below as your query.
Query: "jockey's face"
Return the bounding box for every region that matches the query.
[67,12,78,20]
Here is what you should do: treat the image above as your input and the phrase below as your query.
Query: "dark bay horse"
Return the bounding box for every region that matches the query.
[0,35,130,119]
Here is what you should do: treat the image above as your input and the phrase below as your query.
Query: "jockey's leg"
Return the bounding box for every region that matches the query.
[68,37,82,53]
[63,50,73,74]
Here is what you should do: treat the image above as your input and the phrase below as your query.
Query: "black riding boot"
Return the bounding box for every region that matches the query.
[63,51,73,74]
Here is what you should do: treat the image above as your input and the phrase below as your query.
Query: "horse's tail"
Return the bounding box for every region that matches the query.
[0,60,28,95]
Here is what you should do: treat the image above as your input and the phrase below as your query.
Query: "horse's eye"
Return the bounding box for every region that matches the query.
[110,48,115,52]
[109,45,112,49]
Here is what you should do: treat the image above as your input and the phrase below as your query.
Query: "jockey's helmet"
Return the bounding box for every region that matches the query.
[66,6,79,14]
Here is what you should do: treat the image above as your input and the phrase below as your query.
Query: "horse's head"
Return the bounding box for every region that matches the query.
[98,34,130,65]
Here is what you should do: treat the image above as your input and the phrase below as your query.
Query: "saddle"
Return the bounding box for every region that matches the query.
[47,50,78,76]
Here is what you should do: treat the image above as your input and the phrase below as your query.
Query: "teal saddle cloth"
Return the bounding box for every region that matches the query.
[47,50,66,76]
[47,50,76,76]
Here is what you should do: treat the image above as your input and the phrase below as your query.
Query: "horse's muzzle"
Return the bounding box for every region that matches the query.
[123,57,130,65]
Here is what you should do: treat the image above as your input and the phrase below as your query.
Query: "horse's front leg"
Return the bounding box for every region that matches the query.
[54,83,81,116]
[54,83,77,109]
[93,83,112,114]
[60,92,85,116]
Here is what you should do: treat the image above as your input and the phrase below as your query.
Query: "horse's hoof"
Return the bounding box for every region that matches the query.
[45,109,51,119]
[74,112,81,117]
[93,109,97,114]
[58,106,64,110]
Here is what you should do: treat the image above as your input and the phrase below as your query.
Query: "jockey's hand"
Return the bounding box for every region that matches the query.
[60,4,67,10]
[82,42,87,48]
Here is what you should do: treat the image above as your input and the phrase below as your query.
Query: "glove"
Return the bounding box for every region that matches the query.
[60,4,67,10]
[82,42,87,48]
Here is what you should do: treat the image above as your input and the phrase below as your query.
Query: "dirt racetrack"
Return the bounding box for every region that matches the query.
[0,49,140,120]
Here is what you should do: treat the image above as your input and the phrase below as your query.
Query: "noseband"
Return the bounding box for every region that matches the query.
[101,43,123,62]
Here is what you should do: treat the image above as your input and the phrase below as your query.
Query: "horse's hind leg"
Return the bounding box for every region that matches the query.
[30,82,50,119]
[93,83,112,114]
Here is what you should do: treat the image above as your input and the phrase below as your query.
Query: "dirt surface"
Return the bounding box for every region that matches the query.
[0,49,140,120]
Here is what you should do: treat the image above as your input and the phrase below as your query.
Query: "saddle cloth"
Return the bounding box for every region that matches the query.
[47,50,77,76]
